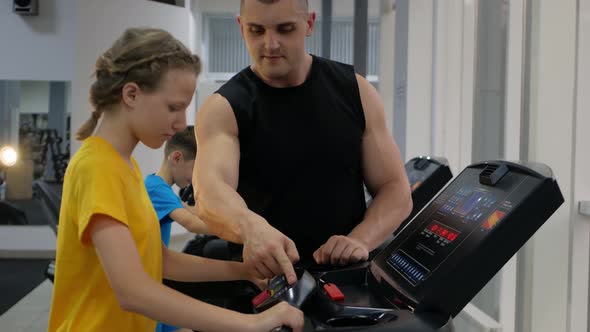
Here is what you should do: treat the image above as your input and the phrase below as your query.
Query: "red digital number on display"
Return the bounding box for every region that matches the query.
[428,223,459,242]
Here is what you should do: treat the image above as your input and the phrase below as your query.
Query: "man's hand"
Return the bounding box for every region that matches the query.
[313,235,369,266]
[242,221,300,284]
[237,261,268,290]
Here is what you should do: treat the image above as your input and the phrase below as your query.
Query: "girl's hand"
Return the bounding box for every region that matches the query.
[248,301,304,332]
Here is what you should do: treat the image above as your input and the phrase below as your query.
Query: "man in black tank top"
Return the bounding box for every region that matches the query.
[194,0,412,284]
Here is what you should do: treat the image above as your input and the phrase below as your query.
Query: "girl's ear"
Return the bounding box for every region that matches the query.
[122,82,141,108]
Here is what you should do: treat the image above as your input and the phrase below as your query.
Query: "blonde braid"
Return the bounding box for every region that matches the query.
[76,27,201,141]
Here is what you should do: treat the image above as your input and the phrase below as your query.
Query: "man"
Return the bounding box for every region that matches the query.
[194,0,412,285]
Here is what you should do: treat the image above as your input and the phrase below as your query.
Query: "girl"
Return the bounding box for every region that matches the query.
[47,27,303,332]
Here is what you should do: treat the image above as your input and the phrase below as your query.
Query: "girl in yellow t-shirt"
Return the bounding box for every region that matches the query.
[47,27,303,332]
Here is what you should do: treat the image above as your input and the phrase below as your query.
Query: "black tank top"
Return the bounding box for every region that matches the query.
[216,55,367,264]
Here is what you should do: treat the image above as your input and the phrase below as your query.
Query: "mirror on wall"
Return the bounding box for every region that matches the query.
[0,80,71,185]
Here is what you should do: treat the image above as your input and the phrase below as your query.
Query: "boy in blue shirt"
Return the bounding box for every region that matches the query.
[145,125,209,332]
[146,125,209,247]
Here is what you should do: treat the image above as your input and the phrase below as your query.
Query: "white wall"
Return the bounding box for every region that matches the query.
[72,0,193,176]
[428,1,470,175]
[378,0,395,134]
[0,0,75,81]
[196,0,240,14]
[190,0,214,114]
[405,0,433,160]
[569,1,590,331]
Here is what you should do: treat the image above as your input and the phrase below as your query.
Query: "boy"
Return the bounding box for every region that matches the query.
[145,125,209,248]
[145,126,209,332]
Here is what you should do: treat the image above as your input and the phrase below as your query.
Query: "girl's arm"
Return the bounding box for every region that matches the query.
[162,242,251,283]
[169,207,211,235]
[89,214,303,332]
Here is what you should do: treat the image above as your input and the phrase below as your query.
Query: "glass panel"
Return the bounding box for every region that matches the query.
[1,80,70,187]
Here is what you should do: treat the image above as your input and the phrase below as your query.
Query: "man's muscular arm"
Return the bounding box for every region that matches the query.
[194,94,299,283]
[314,74,412,265]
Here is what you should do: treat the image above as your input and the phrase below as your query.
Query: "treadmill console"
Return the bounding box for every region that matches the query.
[406,157,446,192]
[371,161,564,317]
[395,157,453,236]
[388,177,521,287]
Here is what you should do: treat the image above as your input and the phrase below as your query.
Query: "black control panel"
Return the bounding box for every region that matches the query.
[370,161,564,317]
[389,170,533,288]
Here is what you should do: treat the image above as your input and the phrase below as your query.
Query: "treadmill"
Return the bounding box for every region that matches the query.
[251,160,564,331]
[166,156,454,302]
[368,156,452,259]
[399,156,453,235]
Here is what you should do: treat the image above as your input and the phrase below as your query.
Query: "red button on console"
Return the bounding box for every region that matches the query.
[323,283,345,301]
[252,290,271,307]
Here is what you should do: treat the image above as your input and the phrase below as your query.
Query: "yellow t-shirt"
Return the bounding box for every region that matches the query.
[48,136,162,332]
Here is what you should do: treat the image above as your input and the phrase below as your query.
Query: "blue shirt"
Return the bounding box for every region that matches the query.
[145,174,183,332]
[144,174,183,247]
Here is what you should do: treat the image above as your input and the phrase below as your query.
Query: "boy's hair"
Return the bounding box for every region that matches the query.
[76,27,201,141]
[164,126,197,161]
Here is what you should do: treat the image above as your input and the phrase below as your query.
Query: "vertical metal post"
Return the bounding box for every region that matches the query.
[519,0,533,162]
[48,82,67,150]
[353,0,369,76]
[321,0,332,58]
[516,0,534,331]
[44,82,68,180]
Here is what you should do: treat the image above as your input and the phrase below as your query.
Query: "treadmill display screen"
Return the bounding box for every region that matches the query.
[426,222,459,242]
[386,169,539,288]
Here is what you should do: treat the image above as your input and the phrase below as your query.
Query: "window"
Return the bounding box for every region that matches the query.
[203,14,380,81]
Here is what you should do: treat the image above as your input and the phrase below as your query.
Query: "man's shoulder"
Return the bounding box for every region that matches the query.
[313,55,355,74]
[217,67,256,96]
[213,68,259,117]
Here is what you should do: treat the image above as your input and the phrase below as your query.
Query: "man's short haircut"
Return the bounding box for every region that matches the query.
[164,125,197,161]
[240,0,309,15]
